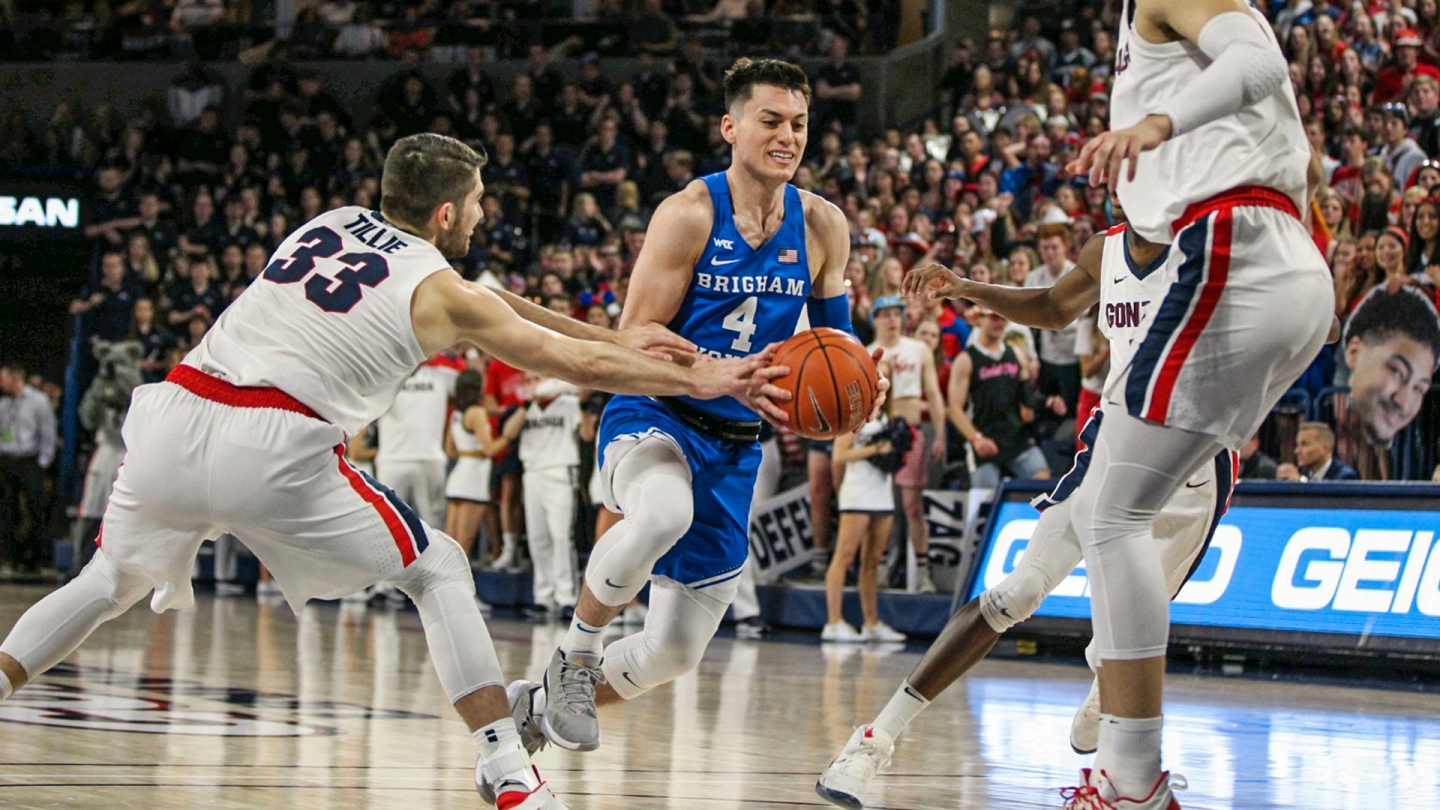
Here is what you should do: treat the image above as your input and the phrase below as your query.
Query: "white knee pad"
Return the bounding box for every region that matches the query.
[1070,412,1222,661]
[0,549,151,679]
[979,501,1085,633]
[586,439,694,607]
[600,576,732,700]
[392,533,504,704]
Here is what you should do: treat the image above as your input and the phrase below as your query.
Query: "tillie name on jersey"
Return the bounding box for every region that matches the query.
[342,212,412,254]
[695,273,806,297]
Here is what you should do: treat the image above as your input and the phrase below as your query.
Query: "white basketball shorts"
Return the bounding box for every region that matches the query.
[98,365,431,614]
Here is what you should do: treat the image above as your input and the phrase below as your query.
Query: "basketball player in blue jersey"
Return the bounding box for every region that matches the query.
[505,58,885,756]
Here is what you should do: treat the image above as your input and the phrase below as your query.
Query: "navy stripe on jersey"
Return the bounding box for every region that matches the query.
[667,173,812,422]
[1033,411,1104,512]
[1123,217,1210,416]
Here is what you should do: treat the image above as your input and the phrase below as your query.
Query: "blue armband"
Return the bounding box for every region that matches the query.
[807,293,855,337]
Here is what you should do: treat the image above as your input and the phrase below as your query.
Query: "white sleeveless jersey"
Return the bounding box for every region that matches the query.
[186,206,450,434]
[869,336,927,400]
[1110,1,1308,242]
[1097,225,1172,389]
[518,393,581,471]
[376,363,458,463]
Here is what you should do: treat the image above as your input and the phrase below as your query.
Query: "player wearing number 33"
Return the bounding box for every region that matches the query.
[0,133,769,810]
[508,58,886,758]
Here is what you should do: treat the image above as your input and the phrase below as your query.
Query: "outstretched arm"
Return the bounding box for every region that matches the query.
[490,283,697,361]
[412,270,767,401]
[904,235,1104,330]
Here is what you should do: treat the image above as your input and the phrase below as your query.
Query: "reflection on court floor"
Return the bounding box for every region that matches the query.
[0,587,1434,809]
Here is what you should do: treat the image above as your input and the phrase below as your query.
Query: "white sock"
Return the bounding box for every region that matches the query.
[1096,714,1163,799]
[474,719,539,791]
[871,680,930,740]
[0,669,12,702]
[501,533,516,552]
[561,616,607,656]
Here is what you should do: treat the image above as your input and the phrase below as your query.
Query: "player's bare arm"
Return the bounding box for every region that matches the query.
[804,191,890,416]
[412,270,761,401]
[490,285,697,361]
[904,234,1105,330]
[618,182,713,332]
[1068,0,1287,190]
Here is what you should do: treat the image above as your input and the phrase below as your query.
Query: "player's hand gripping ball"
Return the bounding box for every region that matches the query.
[769,328,879,439]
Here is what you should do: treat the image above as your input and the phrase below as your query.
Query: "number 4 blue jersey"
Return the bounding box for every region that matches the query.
[189,206,450,434]
[668,173,811,421]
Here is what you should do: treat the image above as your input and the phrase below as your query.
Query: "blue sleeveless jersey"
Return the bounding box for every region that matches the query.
[667,172,811,421]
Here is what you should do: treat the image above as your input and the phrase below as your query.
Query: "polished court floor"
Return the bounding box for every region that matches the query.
[0,587,1435,809]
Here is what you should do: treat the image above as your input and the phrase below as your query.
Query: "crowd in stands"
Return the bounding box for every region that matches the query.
[9,0,1440,591]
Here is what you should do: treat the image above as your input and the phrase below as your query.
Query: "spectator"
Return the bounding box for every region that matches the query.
[0,363,57,573]
[482,131,531,226]
[130,297,174,384]
[167,253,225,328]
[85,164,140,249]
[947,307,1051,489]
[1237,434,1279,480]
[503,373,582,620]
[1025,222,1081,425]
[502,73,546,148]
[1375,28,1440,104]
[630,0,679,56]
[822,404,905,643]
[1408,196,1440,278]
[376,356,463,529]
[1412,75,1440,157]
[71,252,143,343]
[1277,422,1361,481]
[577,117,630,211]
[445,369,509,566]
[167,58,226,127]
[1381,102,1427,188]
[814,37,862,141]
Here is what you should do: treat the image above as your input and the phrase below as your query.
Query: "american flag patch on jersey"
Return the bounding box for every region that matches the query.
[778,248,799,263]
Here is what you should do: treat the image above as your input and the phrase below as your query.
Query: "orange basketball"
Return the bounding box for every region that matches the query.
[770,328,879,440]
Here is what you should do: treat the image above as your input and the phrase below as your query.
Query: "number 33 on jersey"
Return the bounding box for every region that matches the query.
[189,206,455,434]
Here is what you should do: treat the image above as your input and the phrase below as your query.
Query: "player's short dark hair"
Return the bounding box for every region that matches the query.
[1,363,26,379]
[1345,284,1440,368]
[723,58,811,113]
[381,133,488,230]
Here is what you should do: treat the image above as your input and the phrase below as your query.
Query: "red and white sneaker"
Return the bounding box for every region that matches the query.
[493,772,569,810]
[1060,768,1186,810]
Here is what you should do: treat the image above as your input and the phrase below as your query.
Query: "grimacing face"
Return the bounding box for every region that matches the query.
[1346,333,1436,444]
[723,83,808,184]
[437,171,485,260]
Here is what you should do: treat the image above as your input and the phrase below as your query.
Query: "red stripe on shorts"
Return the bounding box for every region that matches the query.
[333,445,416,565]
[1145,210,1233,423]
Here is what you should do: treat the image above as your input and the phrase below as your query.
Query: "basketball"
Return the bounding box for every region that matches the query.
[770,328,879,440]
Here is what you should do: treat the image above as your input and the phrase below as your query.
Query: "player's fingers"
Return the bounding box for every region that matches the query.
[752,394,789,422]
[875,376,891,392]
[753,364,790,381]
[1126,138,1142,183]
[754,382,792,402]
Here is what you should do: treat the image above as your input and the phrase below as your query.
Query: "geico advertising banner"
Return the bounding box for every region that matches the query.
[971,498,1440,639]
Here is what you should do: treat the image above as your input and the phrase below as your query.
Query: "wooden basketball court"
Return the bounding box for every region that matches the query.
[0,587,1433,809]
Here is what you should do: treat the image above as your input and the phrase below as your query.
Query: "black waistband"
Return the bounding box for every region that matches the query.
[652,396,762,444]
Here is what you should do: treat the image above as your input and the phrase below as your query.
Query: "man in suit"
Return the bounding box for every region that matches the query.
[1278,422,1360,481]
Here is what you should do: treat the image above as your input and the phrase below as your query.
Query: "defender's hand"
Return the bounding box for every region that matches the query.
[616,322,697,361]
[732,342,792,424]
[902,262,966,301]
[861,348,890,429]
[1066,115,1173,193]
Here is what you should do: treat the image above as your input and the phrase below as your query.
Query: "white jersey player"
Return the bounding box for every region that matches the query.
[1063,2,1334,805]
[376,357,461,527]
[818,223,1242,810]
[504,375,582,613]
[0,133,774,810]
